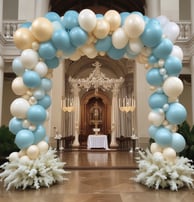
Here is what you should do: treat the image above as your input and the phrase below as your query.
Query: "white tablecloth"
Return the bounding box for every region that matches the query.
[87,135,109,150]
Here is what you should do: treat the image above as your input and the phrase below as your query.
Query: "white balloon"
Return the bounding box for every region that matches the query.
[148,110,165,126]
[34,61,48,77]
[78,9,97,32]
[19,155,31,164]
[156,15,169,28]
[163,22,180,42]
[163,76,183,98]
[129,38,144,53]
[37,141,49,154]
[27,145,40,160]
[21,49,39,69]
[81,44,98,58]
[163,147,176,163]
[171,45,183,61]
[150,142,163,153]
[112,28,128,49]
[12,77,28,95]
[10,98,30,119]
[9,152,19,162]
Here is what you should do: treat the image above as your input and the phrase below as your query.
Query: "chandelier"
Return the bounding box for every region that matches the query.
[119,96,136,113]
[61,97,74,112]
[69,61,124,93]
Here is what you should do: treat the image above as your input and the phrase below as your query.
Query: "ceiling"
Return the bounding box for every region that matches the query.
[49,0,146,16]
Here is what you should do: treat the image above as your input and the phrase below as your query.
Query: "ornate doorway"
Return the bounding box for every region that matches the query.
[80,90,111,140]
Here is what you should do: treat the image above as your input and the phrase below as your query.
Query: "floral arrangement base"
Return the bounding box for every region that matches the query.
[0,148,69,190]
[133,149,194,191]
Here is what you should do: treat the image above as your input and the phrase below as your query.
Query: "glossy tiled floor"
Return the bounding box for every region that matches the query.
[1,150,194,202]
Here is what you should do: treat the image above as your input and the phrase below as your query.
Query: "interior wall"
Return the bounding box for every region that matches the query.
[3,0,18,20]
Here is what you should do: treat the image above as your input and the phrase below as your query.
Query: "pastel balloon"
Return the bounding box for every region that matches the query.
[155,127,172,147]
[140,19,162,47]
[33,125,46,144]
[37,94,51,109]
[146,68,163,86]
[112,28,128,49]
[148,109,165,126]
[34,61,48,77]
[129,38,144,54]
[163,76,183,98]
[12,57,25,76]
[148,125,160,139]
[38,41,57,60]
[9,117,23,135]
[93,19,110,39]
[163,147,176,163]
[107,45,126,60]
[153,38,173,59]
[62,10,79,30]
[44,12,61,22]
[156,15,169,28]
[10,98,30,119]
[37,141,49,154]
[166,102,187,124]
[23,70,41,88]
[163,21,180,42]
[33,88,45,100]
[45,57,59,69]
[150,142,163,153]
[69,26,88,47]
[164,56,182,76]
[20,49,39,69]
[8,152,19,162]
[41,78,52,91]
[104,10,121,32]
[171,132,186,152]
[120,12,130,26]
[78,9,97,32]
[123,13,145,38]
[81,44,98,59]
[26,145,40,160]
[171,45,183,61]
[148,92,168,109]
[95,36,112,52]
[31,17,53,42]
[27,105,47,125]
[13,28,35,50]
[12,77,28,95]
[15,129,35,149]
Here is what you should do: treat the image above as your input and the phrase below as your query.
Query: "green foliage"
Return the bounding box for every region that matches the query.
[177,121,194,161]
[0,125,19,158]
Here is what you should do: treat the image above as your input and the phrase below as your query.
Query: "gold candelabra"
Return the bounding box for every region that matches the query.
[61,97,74,112]
[119,97,135,112]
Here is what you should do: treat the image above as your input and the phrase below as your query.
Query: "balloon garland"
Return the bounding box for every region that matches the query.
[2,9,192,190]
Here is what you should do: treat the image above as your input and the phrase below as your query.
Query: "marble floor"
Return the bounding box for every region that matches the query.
[1,150,194,202]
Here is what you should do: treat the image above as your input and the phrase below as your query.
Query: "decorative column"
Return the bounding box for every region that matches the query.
[0,0,3,33]
[0,56,4,126]
[191,0,194,33]
[72,83,80,147]
[110,84,120,147]
[191,56,194,124]
[146,0,161,18]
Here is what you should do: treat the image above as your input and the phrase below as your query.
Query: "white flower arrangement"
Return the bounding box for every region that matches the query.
[133,149,194,191]
[0,148,69,190]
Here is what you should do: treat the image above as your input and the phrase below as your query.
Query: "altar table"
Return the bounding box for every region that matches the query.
[87,135,109,150]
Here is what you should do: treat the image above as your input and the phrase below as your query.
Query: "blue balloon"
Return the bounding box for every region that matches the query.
[33,88,45,100]
[146,68,163,86]
[148,55,159,64]
[148,92,168,109]
[12,57,25,76]
[140,19,162,47]
[27,105,47,125]
[155,127,172,147]
[107,46,126,60]
[45,12,61,22]
[153,38,173,59]
[69,26,88,47]
[171,132,186,153]
[20,22,32,28]
[33,125,46,144]
[166,102,187,124]
[41,78,52,91]
[95,36,112,52]
[120,12,130,26]
[164,56,182,76]
[37,95,51,109]
[38,41,57,60]
[9,117,23,135]
[148,125,160,139]
[52,29,72,52]
[23,70,41,88]
[45,57,59,69]
[15,129,34,149]
[96,14,103,19]
[62,10,79,30]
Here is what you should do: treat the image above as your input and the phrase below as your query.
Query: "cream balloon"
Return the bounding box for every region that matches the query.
[31,17,53,42]
[12,77,28,95]
[10,98,30,119]
[170,45,183,61]
[9,152,19,162]
[129,38,144,54]
[81,44,98,58]
[112,28,128,49]
[163,77,183,98]
[93,19,110,39]
[34,61,48,77]
[104,10,121,32]
[26,145,40,160]
[19,155,31,164]
[78,9,97,32]
[163,147,176,163]
[123,14,145,38]
[37,141,49,154]
[150,142,163,153]
[148,110,165,127]
[20,49,39,69]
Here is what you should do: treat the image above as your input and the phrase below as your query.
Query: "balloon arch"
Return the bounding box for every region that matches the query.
[1,9,193,191]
